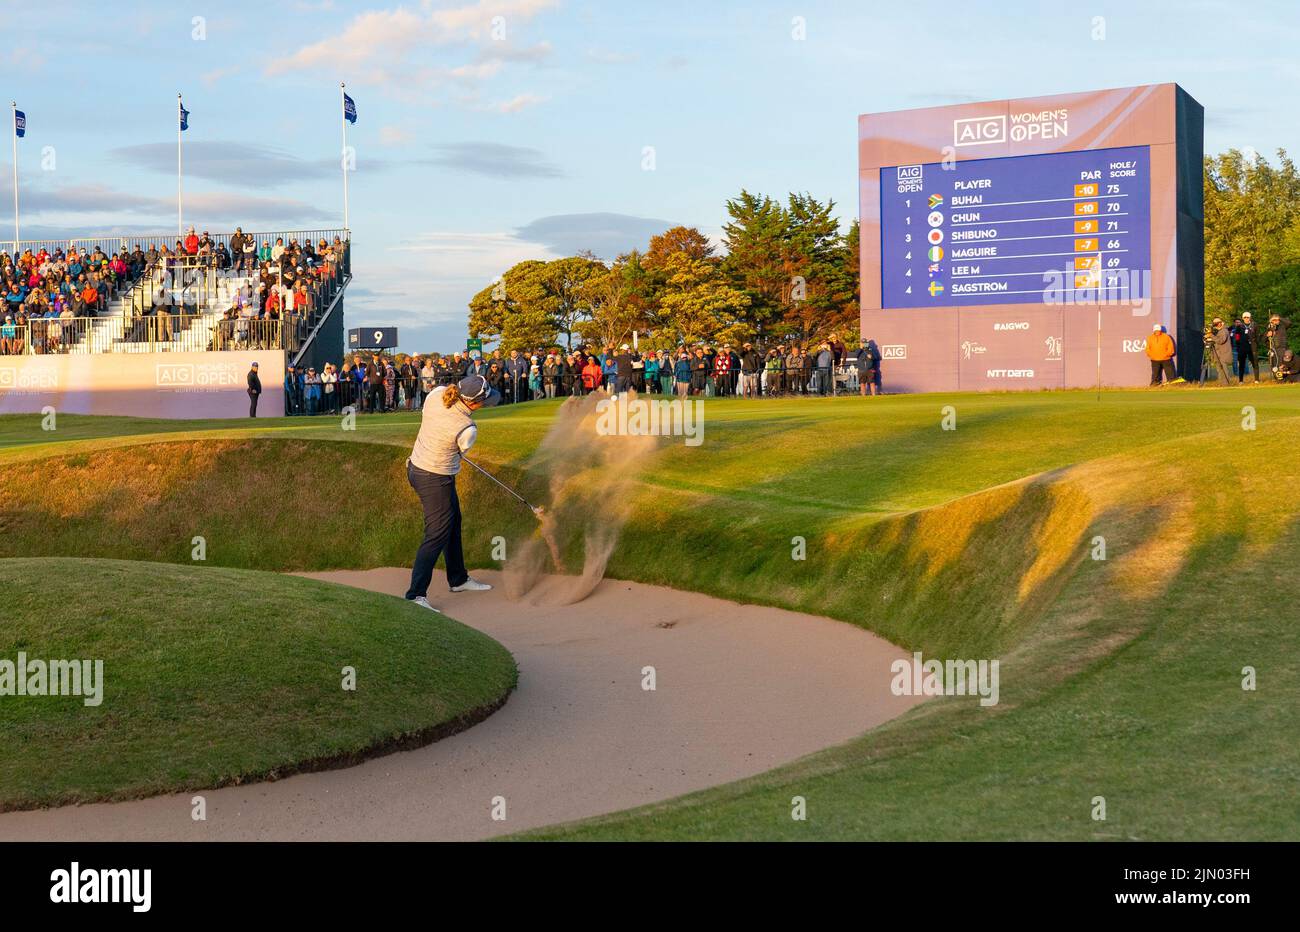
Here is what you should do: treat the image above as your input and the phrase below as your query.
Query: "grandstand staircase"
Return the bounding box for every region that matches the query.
[66,269,255,354]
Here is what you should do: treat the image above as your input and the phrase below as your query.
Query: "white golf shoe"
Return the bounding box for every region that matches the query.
[450,578,493,592]
[410,596,442,613]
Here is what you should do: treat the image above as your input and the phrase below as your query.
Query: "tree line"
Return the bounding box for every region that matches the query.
[1205,148,1300,344]
[468,191,858,351]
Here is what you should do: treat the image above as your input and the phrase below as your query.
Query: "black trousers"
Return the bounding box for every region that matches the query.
[1150,359,1176,385]
[405,463,469,600]
[248,389,259,417]
[1236,346,1258,382]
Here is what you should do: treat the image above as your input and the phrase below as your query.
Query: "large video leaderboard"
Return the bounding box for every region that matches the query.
[880,145,1151,308]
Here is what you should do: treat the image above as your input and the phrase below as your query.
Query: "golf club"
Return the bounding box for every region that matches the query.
[462,456,546,518]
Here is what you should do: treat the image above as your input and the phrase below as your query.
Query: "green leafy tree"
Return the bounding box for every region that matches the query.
[1204,149,1300,317]
[721,191,788,341]
[657,251,751,344]
[575,252,653,349]
[781,193,856,343]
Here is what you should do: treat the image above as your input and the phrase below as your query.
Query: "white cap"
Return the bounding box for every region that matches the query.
[1152,324,1161,332]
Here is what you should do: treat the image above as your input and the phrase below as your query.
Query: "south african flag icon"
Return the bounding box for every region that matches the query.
[928,194,943,208]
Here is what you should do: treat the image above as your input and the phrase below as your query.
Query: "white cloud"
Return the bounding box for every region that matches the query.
[266,0,559,103]
[489,93,548,114]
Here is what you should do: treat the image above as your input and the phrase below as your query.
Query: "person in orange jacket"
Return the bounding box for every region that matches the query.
[580,355,602,394]
[1145,323,1178,386]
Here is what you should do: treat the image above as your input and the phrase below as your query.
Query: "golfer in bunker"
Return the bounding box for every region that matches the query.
[404,373,500,612]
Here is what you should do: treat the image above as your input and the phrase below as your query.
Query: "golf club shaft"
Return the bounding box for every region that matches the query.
[461,456,542,513]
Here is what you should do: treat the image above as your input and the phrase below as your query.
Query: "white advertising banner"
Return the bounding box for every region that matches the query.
[0,350,286,419]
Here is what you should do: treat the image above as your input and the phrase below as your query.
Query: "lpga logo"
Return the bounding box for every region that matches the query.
[594,395,704,446]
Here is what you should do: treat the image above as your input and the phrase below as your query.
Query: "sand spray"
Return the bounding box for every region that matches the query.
[504,390,663,605]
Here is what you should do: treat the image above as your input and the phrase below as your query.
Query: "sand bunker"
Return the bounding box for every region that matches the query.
[504,390,662,604]
[0,568,926,841]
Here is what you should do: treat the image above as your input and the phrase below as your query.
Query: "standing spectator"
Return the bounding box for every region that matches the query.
[285,366,301,415]
[400,356,418,409]
[613,343,637,394]
[528,355,543,399]
[1146,324,1178,386]
[543,352,561,398]
[785,346,803,394]
[829,333,847,369]
[712,345,732,396]
[384,357,398,410]
[1238,311,1261,383]
[739,342,761,398]
[305,367,323,415]
[421,356,438,405]
[581,355,602,394]
[321,362,338,413]
[656,351,672,394]
[815,343,835,395]
[765,348,783,395]
[689,347,709,395]
[642,351,659,395]
[856,339,882,396]
[247,361,262,417]
[503,349,528,403]
[367,355,386,412]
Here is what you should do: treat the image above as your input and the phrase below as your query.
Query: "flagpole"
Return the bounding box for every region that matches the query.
[177,93,183,239]
[10,101,18,249]
[340,82,350,233]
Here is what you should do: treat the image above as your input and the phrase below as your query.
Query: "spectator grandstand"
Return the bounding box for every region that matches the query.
[0,228,350,358]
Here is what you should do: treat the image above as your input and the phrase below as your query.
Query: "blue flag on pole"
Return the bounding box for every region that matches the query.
[179,103,190,132]
[14,110,25,138]
[343,93,357,124]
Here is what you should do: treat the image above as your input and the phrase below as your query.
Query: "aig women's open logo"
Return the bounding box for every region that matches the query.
[955,109,1069,146]
[0,365,59,391]
[156,362,241,391]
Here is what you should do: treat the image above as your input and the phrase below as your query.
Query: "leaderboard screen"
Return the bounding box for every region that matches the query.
[880,145,1151,308]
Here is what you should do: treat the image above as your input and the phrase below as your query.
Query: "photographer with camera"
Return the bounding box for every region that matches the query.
[1267,314,1289,378]
[1275,348,1300,383]
[1208,317,1234,383]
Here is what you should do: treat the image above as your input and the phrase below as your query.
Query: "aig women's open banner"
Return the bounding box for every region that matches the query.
[0,350,283,418]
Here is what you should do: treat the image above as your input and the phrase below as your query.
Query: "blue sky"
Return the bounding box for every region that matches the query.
[2,0,1294,350]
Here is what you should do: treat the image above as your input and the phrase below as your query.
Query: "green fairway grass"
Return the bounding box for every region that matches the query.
[1,386,1297,837]
[0,558,517,810]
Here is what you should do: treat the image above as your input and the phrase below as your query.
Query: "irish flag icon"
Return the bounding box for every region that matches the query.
[928,245,944,261]
[928,194,943,208]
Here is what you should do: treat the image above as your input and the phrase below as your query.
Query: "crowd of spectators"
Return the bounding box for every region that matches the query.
[0,243,144,354]
[138,228,348,350]
[0,229,350,354]
[285,334,885,415]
